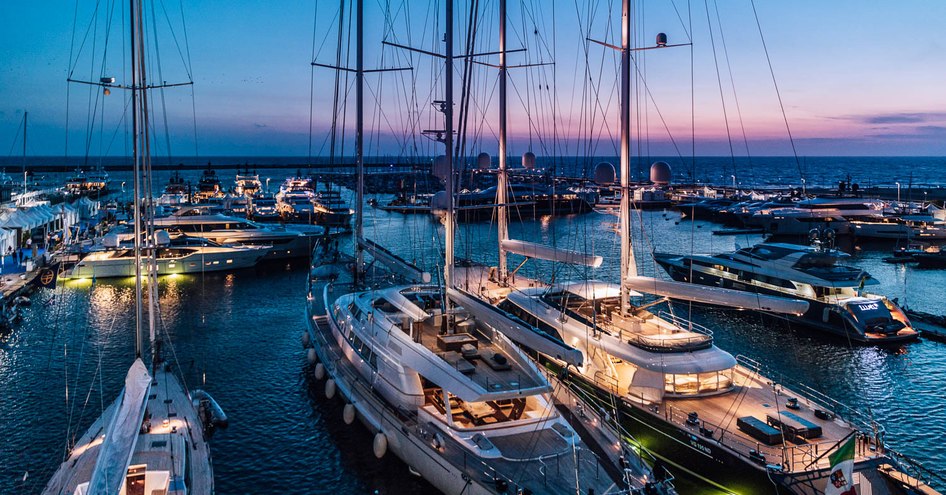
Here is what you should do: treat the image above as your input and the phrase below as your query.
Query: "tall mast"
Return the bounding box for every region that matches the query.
[130,0,143,359]
[496,0,509,284]
[443,0,455,290]
[619,0,637,315]
[354,0,365,280]
[22,112,27,197]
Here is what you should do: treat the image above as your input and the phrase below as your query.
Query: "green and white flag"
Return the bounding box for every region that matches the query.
[825,436,857,495]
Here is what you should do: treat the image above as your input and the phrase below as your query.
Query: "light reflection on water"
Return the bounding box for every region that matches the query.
[0,190,943,493]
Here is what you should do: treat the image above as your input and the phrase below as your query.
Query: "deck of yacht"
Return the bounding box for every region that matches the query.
[651,365,878,473]
[403,299,546,395]
[43,365,212,495]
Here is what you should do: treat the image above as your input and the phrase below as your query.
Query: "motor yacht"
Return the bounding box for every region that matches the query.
[194,165,224,202]
[67,232,264,278]
[745,198,885,235]
[312,189,353,230]
[432,183,593,222]
[153,206,324,259]
[249,195,282,221]
[654,242,918,344]
[850,206,946,241]
[156,170,190,206]
[234,167,262,197]
[64,169,110,197]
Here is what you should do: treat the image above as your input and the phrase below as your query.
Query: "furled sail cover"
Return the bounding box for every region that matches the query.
[86,358,152,495]
[359,237,431,283]
[501,239,603,268]
[450,288,585,367]
[625,276,809,315]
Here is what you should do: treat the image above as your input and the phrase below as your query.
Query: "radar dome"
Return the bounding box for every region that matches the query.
[476,152,491,170]
[649,161,671,185]
[593,162,616,185]
[521,151,536,169]
[432,155,449,181]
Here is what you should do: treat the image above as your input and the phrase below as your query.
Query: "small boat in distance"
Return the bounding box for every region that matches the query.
[156,170,190,206]
[194,163,224,202]
[64,168,109,197]
[235,166,262,197]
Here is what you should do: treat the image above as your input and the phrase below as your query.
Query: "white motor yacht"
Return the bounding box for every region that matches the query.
[68,233,264,278]
[154,206,324,259]
[746,198,885,235]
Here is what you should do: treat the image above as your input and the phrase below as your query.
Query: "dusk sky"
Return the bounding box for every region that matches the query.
[2,0,945,159]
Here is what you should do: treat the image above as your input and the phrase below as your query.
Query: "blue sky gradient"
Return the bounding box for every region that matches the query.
[2,0,945,158]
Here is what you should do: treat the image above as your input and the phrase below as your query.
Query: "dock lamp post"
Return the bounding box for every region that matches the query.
[895,182,901,204]
[731,175,736,190]
[266,178,271,194]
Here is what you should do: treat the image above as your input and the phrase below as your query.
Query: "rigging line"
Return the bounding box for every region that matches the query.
[689,0,694,181]
[703,0,738,182]
[749,0,804,181]
[149,0,176,166]
[155,0,191,80]
[307,0,319,166]
[711,0,754,183]
[328,0,346,169]
[625,52,686,162]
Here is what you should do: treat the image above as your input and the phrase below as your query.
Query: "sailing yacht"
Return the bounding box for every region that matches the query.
[44,0,215,492]
[304,0,670,492]
[453,0,934,491]
[653,241,919,344]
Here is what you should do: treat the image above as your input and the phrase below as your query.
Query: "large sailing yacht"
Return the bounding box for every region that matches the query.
[453,0,934,492]
[44,0,215,492]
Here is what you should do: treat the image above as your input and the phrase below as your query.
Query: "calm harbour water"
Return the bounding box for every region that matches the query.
[1,165,945,494]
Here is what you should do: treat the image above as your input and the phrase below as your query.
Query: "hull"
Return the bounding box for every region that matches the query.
[549,361,905,495]
[657,258,918,344]
[69,249,261,278]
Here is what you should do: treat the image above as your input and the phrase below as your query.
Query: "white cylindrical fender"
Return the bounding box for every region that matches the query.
[373,432,388,459]
[306,348,318,364]
[313,363,325,380]
[343,403,356,425]
[325,379,336,399]
[301,332,311,348]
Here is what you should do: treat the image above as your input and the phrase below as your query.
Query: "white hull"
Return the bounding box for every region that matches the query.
[69,247,262,278]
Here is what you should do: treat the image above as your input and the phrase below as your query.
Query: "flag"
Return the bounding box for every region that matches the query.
[825,436,857,495]
[35,267,58,288]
